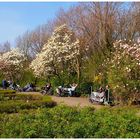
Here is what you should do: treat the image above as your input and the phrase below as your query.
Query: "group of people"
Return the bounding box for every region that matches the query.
[1,78,111,103]
[1,79,78,97]
[1,79,36,92]
[40,82,78,97]
[56,83,78,97]
[2,79,20,90]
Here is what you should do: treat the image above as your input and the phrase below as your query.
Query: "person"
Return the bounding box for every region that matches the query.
[2,79,8,89]
[41,83,52,95]
[56,83,78,97]
[22,83,30,91]
[7,80,12,86]
[67,83,78,96]
[9,81,17,90]
[98,86,104,93]
[23,83,35,92]
[45,83,51,92]
[56,86,63,96]
[104,85,110,103]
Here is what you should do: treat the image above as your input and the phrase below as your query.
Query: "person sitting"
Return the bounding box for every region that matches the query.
[56,86,63,96]
[41,83,52,95]
[23,83,35,92]
[98,86,104,93]
[9,81,17,90]
[56,83,78,97]
[98,86,105,98]
[7,80,12,86]
[2,79,8,89]
[66,83,78,96]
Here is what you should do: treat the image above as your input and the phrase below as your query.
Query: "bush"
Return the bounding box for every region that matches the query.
[0,92,43,101]
[0,95,56,113]
[0,105,140,138]
[0,90,16,101]
[0,90,16,94]
[17,70,36,87]
[15,93,43,100]
[77,81,93,96]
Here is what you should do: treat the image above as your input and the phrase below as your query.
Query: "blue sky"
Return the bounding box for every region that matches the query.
[0,2,77,46]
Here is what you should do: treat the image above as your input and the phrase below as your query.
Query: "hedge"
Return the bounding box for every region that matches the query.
[0,95,56,113]
[0,90,16,94]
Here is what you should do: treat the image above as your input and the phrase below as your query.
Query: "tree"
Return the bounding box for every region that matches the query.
[16,31,32,60]
[16,22,54,60]
[108,40,140,105]
[30,24,80,82]
[0,41,11,53]
[0,48,26,81]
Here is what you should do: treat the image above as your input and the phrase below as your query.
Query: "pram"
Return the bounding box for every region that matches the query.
[89,91,105,103]
[89,87,111,105]
[89,86,105,104]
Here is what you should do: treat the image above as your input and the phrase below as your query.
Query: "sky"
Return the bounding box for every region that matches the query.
[0,2,77,46]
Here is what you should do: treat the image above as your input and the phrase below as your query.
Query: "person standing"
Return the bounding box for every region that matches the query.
[105,85,110,103]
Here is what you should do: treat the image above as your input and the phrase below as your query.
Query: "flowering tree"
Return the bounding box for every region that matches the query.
[108,40,140,104]
[0,48,26,81]
[30,24,80,81]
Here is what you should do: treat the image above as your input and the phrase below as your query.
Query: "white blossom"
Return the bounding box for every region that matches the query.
[30,24,80,77]
[0,48,26,78]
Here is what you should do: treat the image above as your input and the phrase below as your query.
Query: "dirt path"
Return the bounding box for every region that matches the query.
[19,92,103,109]
[50,96,103,109]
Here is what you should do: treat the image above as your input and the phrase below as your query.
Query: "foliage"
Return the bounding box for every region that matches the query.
[0,90,16,101]
[0,2,140,103]
[107,40,140,104]
[0,90,16,94]
[76,81,93,95]
[0,95,56,113]
[0,105,140,138]
[17,70,36,87]
[15,93,43,100]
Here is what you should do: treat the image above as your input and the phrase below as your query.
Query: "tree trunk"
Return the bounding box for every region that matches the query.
[76,57,81,84]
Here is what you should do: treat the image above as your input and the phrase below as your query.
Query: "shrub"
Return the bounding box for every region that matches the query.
[0,105,140,138]
[0,95,56,113]
[77,81,93,95]
[0,92,46,101]
[15,93,43,100]
[0,90,16,94]
[18,70,36,87]
[0,90,16,101]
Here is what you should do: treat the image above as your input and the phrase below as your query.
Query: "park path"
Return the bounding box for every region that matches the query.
[19,92,103,109]
[50,96,103,109]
